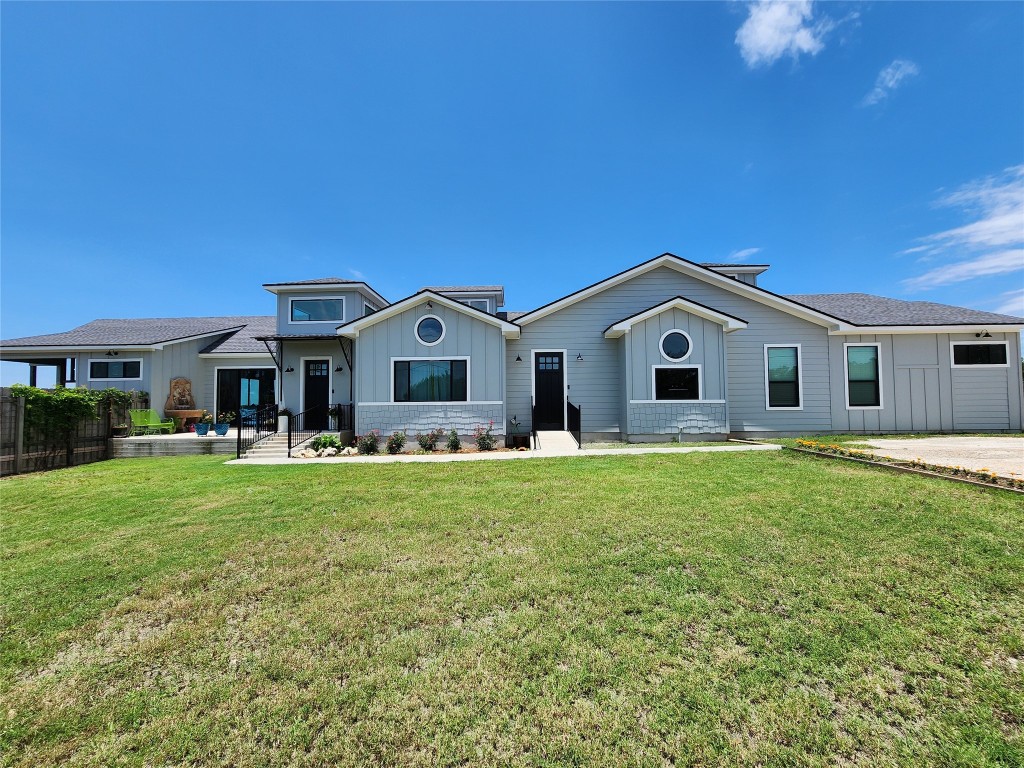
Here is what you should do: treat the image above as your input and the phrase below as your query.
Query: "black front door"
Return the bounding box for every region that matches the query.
[303,359,330,429]
[534,352,565,430]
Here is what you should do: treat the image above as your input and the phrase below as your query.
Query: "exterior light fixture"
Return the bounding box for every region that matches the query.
[284,367,295,373]
[976,331,992,338]
[427,301,433,309]
[515,354,522,362]
[334,365,343,372]
[105,350,118,357]
[576,353,584,361]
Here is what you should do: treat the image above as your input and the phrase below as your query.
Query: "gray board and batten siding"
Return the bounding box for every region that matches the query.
[273,288,380,336]
[827,332,1023,434]
[622,308,728,436]
[505,264,835,438]
[353,298,506,435]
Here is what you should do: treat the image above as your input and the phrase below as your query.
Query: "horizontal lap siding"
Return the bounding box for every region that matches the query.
[953,370,1011,429]
[507,266,834,435]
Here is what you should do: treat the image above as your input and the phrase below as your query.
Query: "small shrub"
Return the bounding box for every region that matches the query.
[357,430,380,455]
[446,428,461,452]
[386,431,407,454]
[311,434,342,452]
[416,427,446,451]
[474,421,497,451]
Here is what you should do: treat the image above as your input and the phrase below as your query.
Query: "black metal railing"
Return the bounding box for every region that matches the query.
[567,399,582,449]
[235,403,279,459]
[531,398,538,450]
[287,405,327,457]
[329,403,354,432]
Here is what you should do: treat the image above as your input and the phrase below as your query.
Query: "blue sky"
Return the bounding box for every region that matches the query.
[2,1,1022,385]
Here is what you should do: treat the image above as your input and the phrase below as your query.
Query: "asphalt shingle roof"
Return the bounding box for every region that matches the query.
[787,293,1024,326]
[262,277,359,287]
[199,317,278,354]
[421,285,504,293]
[0,316,273,348]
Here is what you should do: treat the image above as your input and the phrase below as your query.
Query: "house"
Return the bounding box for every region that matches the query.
[3,253,1022,441]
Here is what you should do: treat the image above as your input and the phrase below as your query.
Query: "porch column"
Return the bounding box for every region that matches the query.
[29,365,37,387]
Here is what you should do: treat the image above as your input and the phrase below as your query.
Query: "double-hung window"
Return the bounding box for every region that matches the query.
[845,343,881,408]
[394,359,468,402]
[764,345,801,409]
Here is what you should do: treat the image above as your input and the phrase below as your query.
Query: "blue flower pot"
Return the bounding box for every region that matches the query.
[194,423,210,436]
[214,423,229,436]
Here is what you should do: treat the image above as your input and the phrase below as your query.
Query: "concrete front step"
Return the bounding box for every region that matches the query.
[534,430,580,452]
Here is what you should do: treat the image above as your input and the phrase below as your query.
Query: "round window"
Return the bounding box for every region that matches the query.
[660,330,691,361]
[416,316,444,345]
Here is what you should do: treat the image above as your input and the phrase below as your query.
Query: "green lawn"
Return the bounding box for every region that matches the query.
[1,453,1022,767]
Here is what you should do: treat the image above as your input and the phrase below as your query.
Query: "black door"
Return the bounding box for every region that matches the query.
[303,359,330,429]
[534,352,565,430]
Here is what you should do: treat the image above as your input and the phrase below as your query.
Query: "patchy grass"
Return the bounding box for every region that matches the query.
[1,453,1022,767]
[769,432,1024,449]
[586,440,725,449]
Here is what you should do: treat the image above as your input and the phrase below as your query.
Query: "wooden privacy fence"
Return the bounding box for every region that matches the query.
[0,389,146,476]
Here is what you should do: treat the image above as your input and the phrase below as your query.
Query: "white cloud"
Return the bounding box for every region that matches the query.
[348,268,366,281]
[991,288,1024,317]
[861,59,920,107]
[902,166,1024,291]
[902,249,1024,290]
[726,247,762,262]
[735,1,830,68]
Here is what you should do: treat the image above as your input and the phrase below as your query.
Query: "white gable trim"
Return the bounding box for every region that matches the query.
[604,296,748,338]
[828,324,1024,336]
[517,254,844,329]
[336,291,521,339]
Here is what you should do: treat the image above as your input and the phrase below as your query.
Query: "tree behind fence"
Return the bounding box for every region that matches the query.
[0,389,148,476]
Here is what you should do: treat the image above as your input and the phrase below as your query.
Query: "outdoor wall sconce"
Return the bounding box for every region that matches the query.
[515,354,522,362]
[576,353,584,361]
[104,350,118,357]
[334,365,343,372]
[284,367,295,373]
[426,301,433,309]
[976,331,992,338]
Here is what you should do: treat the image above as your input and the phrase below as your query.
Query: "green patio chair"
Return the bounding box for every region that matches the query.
[129,409,176,436]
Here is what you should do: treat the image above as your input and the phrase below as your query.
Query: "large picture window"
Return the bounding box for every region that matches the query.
[394,359,468,402]
[846,344,881,408]
[290,297,344,322]
[765,345,801,409]
[951,342,1008,367]
[88,359,142,380]
[653,366,700,400]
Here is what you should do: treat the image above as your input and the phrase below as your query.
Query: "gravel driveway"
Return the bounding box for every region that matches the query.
[859,436,1024,478]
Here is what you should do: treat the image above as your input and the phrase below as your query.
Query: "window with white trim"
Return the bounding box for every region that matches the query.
[290,297,344,322]
[363,302,377,317]
[394,360,467,402]
[462,299,490,312]
[846,344,881,408]
[659,329,692,362]
[653,366,700,400]
[951,342,1008,367]
[765,345,801,409]
[88,359,142,380]
[415,315,445,345]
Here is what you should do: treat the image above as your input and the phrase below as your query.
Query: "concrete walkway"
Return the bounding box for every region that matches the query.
[858,436,1024,478]
[227,441,781,465]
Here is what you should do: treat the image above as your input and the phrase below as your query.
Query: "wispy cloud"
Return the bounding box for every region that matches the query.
[990,288,1024,317]
[726,247,762,262]
[735,1,831,69]
[861,59,919,107]
[901,165,1024,291]
[348,268,366,281]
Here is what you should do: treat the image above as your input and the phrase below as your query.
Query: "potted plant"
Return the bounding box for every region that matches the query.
[194,410,213,436]
[112,423,130,438]
[278,407,292,433]
[214,411,235,437]
[509,416,530,449]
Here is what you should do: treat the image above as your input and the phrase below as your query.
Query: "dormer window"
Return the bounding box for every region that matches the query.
[463,299,489,312]
[289,297,344,323]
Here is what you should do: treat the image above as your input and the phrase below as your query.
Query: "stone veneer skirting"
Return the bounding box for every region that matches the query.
[357,403,505,435]
[627,402,727,435]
